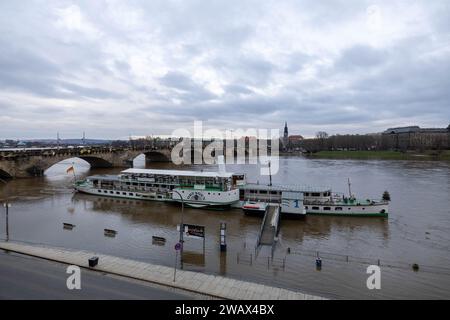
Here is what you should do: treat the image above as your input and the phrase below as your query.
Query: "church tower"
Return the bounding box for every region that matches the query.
[284,122,288,140]
[282,122,289,151]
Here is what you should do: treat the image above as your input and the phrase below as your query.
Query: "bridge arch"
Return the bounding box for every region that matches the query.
[39,156,114,177]
[0,168,12,180]
[78,156,113,168]
[144,151,171,162]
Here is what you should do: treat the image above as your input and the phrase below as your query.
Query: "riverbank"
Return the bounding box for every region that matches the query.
[0,241,323,300]
[304,150,450,161]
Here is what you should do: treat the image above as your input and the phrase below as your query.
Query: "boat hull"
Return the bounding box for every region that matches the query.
[305,203,388,217]
[75,184,237,208]
[242,208,267,215]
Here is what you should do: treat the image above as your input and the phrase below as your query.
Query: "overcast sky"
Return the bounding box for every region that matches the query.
[1,0,449,139]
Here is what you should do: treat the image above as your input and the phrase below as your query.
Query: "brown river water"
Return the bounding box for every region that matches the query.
[1,155,449,299]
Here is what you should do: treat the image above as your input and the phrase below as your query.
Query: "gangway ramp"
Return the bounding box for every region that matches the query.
[258,204,280,246]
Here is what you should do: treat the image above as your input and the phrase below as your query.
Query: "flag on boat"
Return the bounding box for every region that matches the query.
[66,166,75,174]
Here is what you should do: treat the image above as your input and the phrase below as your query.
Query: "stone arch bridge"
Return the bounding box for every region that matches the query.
[0,147,172,179]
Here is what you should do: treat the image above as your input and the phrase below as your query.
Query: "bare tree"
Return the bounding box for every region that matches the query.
[315,131,329,140]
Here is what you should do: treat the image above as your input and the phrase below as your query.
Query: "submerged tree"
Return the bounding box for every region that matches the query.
[382,190,391,201]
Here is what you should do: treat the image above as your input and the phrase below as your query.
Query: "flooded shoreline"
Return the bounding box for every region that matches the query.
[1,156,449,299]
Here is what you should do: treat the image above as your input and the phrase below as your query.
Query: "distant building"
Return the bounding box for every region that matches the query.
[288,135,304,142]
[383,126,420,134]
[382,125,450,150]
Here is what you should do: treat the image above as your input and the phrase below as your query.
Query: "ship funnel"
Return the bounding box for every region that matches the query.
[217,155,226,173]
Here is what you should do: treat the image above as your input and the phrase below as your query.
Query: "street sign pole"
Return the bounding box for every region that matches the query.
[171,190,184,270]
[173,249,178,282]
[173,242,182,282]
[3,202,9,241]
[180,199,184,269]
[6,203,8,241]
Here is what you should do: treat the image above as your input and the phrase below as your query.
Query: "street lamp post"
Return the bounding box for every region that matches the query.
[1,178,10,242]
[3,202,10,241]
[171,190,185,273]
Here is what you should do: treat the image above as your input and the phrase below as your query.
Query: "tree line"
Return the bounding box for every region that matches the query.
[294,130,450,153]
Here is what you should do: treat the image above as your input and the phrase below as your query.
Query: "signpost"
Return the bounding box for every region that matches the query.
[177,223,206,258]
[183,224,205,239]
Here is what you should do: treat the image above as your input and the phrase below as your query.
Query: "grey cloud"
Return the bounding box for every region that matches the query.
[224,84,254,95]
[211,55,276,87]
[159,71,217,102]
[335,44,386,71]
[0,0,449,139]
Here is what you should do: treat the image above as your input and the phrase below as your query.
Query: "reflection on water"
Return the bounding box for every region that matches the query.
[0,155,449,299]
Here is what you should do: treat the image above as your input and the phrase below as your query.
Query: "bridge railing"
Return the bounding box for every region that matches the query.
[0,145,171,160]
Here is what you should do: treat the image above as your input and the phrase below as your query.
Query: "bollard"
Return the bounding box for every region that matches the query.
[104,229,117,237]
[412,263,419,272]
[220,222,227,252]
[316,258,322,270]
[63,223,75,230]
[89,256,99,267]
[152,236,166,246]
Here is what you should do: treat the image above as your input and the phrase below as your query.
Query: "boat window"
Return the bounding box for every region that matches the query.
[122,192,126,195]
[312,206,320,210]
[97,190,101,192]
[129,193,133,196]
[116,192,120,195]
[324,207,331,210]
[260,190,267,194]
[270,191,278,195]
[335,207,343,211]
[312,193,320,197]
[305,206,308,210]
[305,193,309,196]
[103,190,107,193]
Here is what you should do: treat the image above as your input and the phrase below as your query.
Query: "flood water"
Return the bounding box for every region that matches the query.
[1,155,449,299]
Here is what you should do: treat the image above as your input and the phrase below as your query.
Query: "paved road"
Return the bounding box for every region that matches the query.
[0,249,193,299]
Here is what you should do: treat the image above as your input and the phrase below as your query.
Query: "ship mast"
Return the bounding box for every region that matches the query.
[268,160,272,187]
[348,178,352,197]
